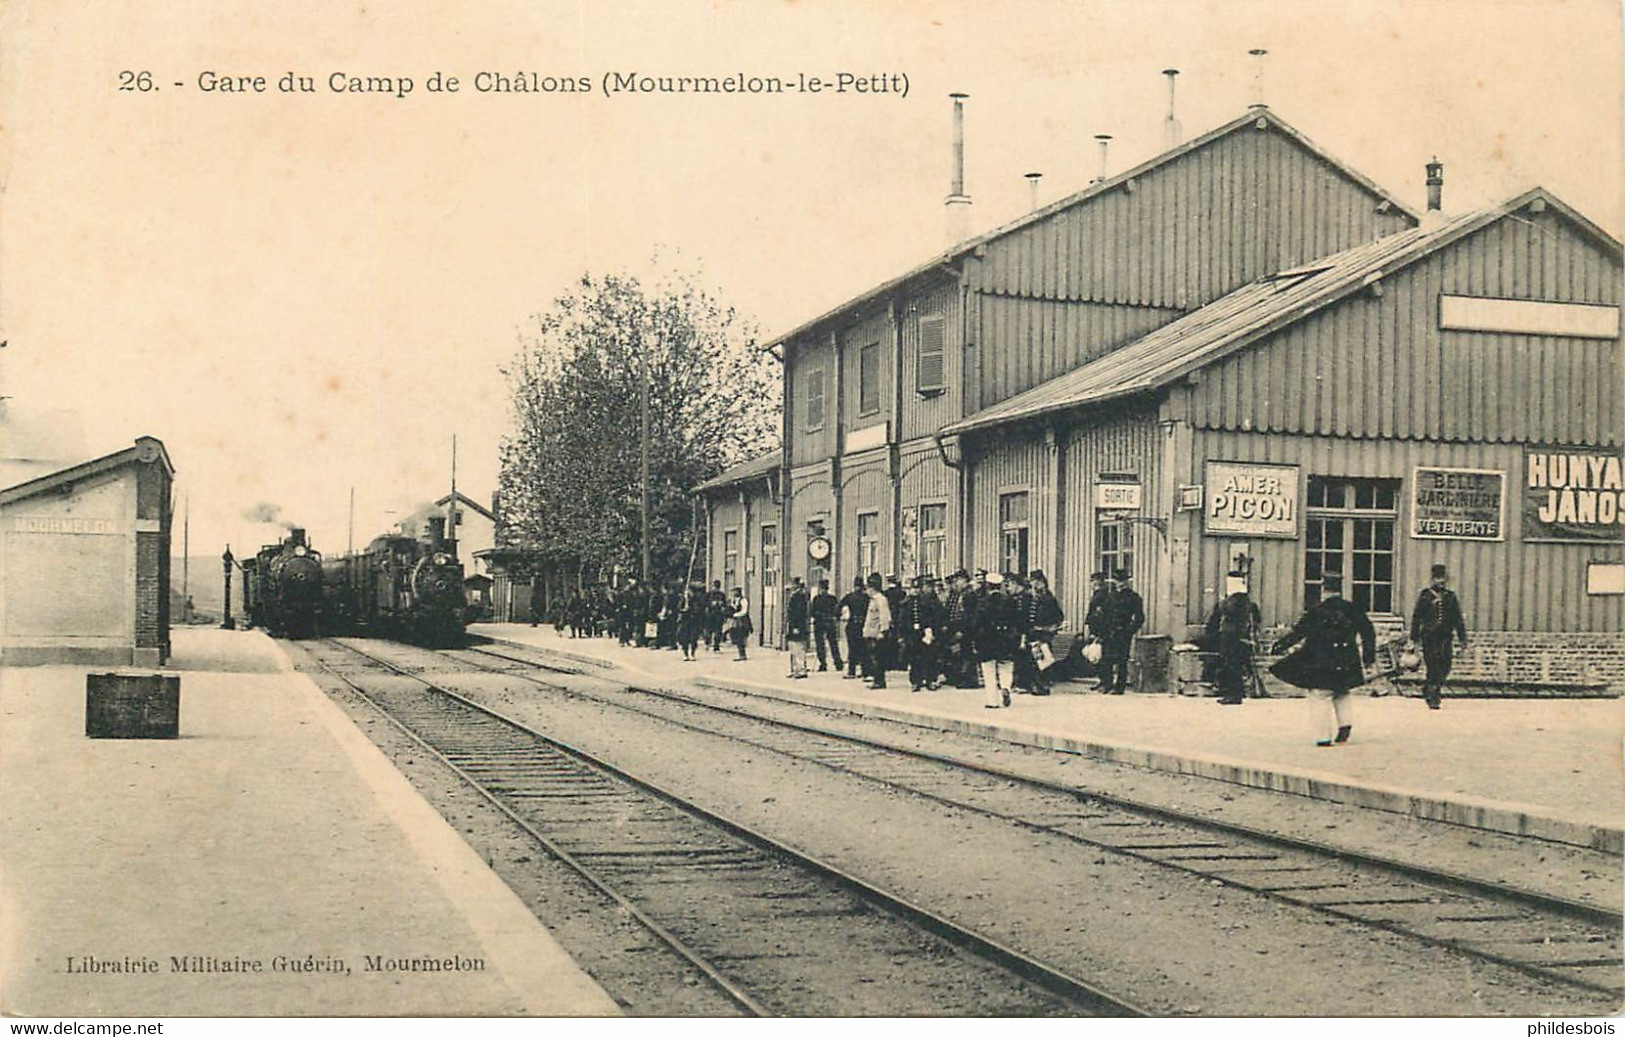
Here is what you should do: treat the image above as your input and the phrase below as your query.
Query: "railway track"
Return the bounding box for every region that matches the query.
[299,637,1145,1017]
[441,639,1624,1002]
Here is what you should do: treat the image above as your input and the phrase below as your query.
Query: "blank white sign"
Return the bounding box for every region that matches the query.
[1440,295,1620,339]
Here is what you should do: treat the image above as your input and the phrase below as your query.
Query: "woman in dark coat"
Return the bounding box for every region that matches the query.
[1271,573,1377,746]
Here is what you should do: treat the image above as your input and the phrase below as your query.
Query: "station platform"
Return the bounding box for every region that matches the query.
[0,627,620,1018]
[471,623,1624,855]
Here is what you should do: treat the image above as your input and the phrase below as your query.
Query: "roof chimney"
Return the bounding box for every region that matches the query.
[1162,68,1182,149]
[1425,157,1444,213]
[1024,171,1043,212]
[1093,133,1113,183]
[1248,48,1269,109]
[945,92,972,243]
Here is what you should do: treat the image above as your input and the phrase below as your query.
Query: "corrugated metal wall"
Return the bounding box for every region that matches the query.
[1192,211,1623,446]
[1058,400,1166,629]
[1183,430,1624,634]
[839,456,891,583]
[900,280,965,442]
[898,442,956,578]
[975,296,1184,409]
[786,332,838,469]
[977,123,1413,310]
[965,429,1052,577]
[787,465,834,584]
[840,308,893,442]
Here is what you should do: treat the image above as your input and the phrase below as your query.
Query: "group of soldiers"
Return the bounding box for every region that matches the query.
[544,579,743,660]
[541,556,1473,746]
[781,568,1119,709]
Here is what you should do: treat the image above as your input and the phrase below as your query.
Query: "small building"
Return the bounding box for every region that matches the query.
[696,452,782,646]
[0,436,175,665]
[396,491,496,572]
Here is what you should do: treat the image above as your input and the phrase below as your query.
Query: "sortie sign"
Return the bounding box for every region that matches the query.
[1203,461,1298,538]
[1411,467,1505,541]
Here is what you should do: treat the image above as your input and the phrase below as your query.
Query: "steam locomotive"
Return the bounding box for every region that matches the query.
[240,528,324,638]
[321,514,467,647]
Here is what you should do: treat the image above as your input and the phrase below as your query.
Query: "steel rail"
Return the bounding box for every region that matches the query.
[300,640,768,1017]
[319,638,1149,1018]
[457,641,1624,998]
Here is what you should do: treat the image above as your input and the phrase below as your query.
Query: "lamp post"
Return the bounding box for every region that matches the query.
[220,546,235,630]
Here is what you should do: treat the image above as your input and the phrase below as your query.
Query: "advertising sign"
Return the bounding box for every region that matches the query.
[1203,462,1298,538]
[1523,447,1625,542]
[1411,467,1505,540]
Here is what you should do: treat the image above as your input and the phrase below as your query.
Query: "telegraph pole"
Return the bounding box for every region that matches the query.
[639,323,651,586]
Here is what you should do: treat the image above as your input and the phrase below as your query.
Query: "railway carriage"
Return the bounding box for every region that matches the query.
[322,517,467,647]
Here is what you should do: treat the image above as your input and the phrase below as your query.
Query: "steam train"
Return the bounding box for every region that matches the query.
[320,515,468,648]
[240,529,324,638]
[239,517,467,647]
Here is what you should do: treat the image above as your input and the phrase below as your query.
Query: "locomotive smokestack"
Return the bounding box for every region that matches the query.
[945,92,972,244]
[288,527,307,547]
[427,516,446,548]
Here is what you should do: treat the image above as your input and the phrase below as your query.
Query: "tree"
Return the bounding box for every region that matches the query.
[498,262,779,588]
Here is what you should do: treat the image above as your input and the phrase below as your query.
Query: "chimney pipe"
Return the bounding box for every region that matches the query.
[1093,134,1112,183]
[1425,157,1444,213]
[1162,68,1182,149]
[1248,48,1268,109]
[1025,171,1042,212]
[945,92,972,243]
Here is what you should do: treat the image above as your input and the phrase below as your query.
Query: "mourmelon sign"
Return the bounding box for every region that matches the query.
[1203,461,1299,538]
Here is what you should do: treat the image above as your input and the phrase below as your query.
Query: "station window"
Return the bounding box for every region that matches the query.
[916,315,946,394]
[722,529,739,593]
[1304,477,1400,613]
[998,491,1030,577]
[858,342,881,416]
[1097,514,1134,581]
[918,503,948,578]
[856,511,881,581]
[803,368,826,432]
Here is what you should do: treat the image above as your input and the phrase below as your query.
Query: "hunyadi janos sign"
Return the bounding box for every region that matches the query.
[1523,447,1625,542]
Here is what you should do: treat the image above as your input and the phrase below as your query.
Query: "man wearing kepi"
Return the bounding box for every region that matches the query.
[1205,570,1262,705]
[784,576,811,679]
[1271,573,1377,746]
[1097,569,1144,694]
[1410,563,1469,710]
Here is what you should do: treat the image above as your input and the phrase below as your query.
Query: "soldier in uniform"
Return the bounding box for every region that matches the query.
[1410,563,1469,710]
[784,576,811,678]
[941,569,974,688]
[1272,573,1378,745]
[704,580,729,652]
[899,577,946,692]
[840,576,869,679]
[862,573,892,689]
[974,573,1021,707]
[810,578,843,673]
[1206,570,1263,705]
[1021,570,1065,696]
[1097,569,1144,694]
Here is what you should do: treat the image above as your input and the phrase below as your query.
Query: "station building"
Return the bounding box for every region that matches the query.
[0,436,175,665]
[700,106,1624,685]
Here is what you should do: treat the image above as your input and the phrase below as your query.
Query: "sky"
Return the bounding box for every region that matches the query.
[1,0,1619,562]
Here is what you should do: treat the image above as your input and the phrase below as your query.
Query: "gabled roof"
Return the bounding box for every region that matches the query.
[435,491,495,522]
[0,435,173,505]
[695,451,780,494]
[939,188,1619,439]
[767,107,1420,352]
